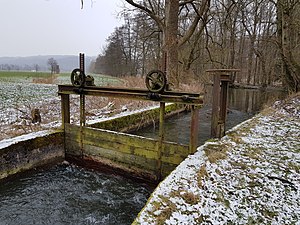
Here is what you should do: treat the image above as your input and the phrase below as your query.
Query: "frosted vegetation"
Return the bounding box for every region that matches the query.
[134,93,300,224]
[0,71,156,141]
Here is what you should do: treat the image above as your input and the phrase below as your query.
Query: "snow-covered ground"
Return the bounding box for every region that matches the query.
[134,93,300,224]
[0,80,156,141]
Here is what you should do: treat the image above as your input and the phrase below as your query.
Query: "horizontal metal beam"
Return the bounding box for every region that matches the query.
[58,85,203,105]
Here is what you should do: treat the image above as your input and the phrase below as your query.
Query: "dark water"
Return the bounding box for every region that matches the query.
[132,88,286,145]
[0,164,151,225]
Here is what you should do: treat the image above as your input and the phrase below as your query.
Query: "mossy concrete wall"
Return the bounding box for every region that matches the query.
[0,131,64,180]
[90,103,187,132]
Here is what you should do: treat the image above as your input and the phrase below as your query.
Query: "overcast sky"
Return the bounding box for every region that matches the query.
[0,0,124,57]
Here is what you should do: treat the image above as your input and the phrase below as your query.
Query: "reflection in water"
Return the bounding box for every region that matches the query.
[228,88,286,114]
[133,88,286,145]
[0,164,151,225]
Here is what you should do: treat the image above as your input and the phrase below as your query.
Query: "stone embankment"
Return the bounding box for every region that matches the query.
[133,93,300,224]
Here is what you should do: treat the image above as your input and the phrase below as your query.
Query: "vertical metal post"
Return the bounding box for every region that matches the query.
[189,105,199,154]
[79,53,86,158]
[157,102,165,180]
[211,74,221,138]
[80,95,86,126]
[79,53,85,73]
[79,53,86,127]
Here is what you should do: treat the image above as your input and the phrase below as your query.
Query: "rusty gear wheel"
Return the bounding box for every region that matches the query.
[145,70,167,93]
[71,68,85,87]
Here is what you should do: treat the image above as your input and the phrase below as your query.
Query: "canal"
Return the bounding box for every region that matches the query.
[0,88,286,224]
[132,88,286,145]
[0,164,151,225]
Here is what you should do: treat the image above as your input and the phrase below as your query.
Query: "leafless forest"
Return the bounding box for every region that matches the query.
[91,0,300,92]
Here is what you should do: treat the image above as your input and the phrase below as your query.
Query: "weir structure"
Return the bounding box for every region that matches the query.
[58,54,235,181]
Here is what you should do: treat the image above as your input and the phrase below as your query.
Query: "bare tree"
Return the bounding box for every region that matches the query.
[47,58,59,74]
[124,0,210,87]
[276,0,300,92]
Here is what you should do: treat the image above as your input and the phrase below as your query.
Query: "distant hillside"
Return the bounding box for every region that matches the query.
[0,55,95,72]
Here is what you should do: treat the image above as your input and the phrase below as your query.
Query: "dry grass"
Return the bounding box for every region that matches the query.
[197,165,208,188]
[116,75,145,89]
[204,143,228,164]
[181,190,201,205]
[150,195,177,225]
[32,74,58,84]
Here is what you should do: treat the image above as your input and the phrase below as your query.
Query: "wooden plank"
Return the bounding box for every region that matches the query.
[162,142,189,156]
[65,139,81,156]
[161,154,186,165]
[65,123,191,178]
[161,163,179,177]
[61,94,70,127]
[66,124,158,159]
[82,144,157,171]
[65,124,189,160]
[82,127,157,150]
[82,137,158,160]
[211,74,220,138]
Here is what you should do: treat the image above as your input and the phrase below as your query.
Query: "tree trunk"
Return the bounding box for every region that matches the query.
[277,0,300,92]
[164,0,179,87]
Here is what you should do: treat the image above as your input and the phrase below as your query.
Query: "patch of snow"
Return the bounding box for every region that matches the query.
[0,130,57,149]
[134,94,300,224]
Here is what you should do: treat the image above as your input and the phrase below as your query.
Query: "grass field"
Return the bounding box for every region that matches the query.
[0,71,121,85]
[0,71,123,140]
[0,71,154,141]
[0,71,120,109]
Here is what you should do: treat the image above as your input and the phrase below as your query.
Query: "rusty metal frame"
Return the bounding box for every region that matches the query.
[58,85,203,105]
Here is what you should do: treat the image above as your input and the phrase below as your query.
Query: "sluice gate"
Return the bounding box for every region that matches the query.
[58,53,236,182]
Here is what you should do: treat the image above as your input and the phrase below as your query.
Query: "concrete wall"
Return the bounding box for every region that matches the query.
[90,103,187,132]
[0,130,64,180]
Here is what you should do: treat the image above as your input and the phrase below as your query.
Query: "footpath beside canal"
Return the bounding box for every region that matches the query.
[133,93,300,224]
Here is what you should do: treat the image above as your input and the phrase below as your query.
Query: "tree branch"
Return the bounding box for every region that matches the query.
[124,0,164,31]
[179,0,195,7]
[178,0,210,47]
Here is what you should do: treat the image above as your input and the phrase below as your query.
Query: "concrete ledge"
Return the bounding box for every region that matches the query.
[0,130,65,180]
[89,103,187,132]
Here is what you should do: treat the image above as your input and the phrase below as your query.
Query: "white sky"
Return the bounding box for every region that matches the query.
[0,0,124,57]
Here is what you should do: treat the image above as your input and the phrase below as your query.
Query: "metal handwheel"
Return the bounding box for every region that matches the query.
[145,70,167,93]
[71,68,85,87]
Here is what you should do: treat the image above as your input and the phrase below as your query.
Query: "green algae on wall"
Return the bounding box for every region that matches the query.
[65,123,190,181]
[90,104,187,132]
[0,131,64,180]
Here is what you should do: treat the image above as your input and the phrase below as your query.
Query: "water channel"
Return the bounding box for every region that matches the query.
[0,164,151,225]
[0,88,286,225]
[133,88,287,145]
